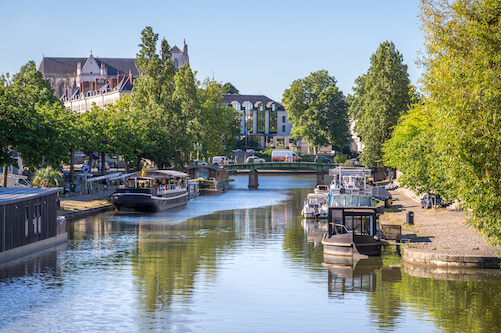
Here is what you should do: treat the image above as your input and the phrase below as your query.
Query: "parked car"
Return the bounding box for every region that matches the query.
[233,149,243,152]
[246,149,256,153]
[245,156,265,163]
[314,156,332,163]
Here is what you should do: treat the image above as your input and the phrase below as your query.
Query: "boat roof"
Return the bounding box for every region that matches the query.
[307,193,328,198]
[329,166,371,176]
[0,187,62,206]
[127,170,188,179]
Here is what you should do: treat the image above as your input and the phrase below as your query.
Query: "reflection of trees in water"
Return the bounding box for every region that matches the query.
[132,195,302,317]
[367,261,501,332]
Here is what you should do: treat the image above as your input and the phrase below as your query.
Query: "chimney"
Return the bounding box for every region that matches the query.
[129,70,133,85]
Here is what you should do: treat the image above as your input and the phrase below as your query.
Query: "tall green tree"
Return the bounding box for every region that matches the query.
[382,102,453,199]
[197,79,239,159]
[348,41,412,167]
[282,70,350,154]
[131,27,182,168]
[420,0,501,244]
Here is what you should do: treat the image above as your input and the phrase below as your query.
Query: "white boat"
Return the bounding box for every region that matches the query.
[314,184,330,196]
[111,170,189,212]
[301,193,329,219]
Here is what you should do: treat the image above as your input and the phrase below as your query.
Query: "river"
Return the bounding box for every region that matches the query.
[1,174,500,332]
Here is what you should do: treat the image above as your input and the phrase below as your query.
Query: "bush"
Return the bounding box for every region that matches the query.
[333,153,350,164]
[32,167,64,187]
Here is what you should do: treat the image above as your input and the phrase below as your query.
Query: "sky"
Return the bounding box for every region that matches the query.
[0,0,424,102]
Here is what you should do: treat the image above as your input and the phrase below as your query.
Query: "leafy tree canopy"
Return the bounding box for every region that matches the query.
[420,0,501,244]
[348,41,412,167]
[282,70,350,153]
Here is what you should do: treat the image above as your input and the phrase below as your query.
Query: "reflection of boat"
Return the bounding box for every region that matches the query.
[301,193,329,219]
[301,219,328,243]
[323,255,383,296]
[322,167,382,256]
[186,165,230,195]
[111,170,189,212]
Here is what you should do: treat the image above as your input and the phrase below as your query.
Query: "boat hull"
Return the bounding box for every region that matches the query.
[322,233,381,257]
[198,180,229,195]
[111,190,188,212]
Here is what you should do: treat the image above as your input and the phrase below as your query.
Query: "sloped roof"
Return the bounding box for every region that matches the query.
[38,57,139,76]
[221,94,284,111]
[170,45,181,53]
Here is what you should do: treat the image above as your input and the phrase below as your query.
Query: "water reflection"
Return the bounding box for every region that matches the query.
[1,174,501,332]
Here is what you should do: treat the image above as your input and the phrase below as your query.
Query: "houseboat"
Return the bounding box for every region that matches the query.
[111,170,189,212]
[186,165,230,195]
[322,167,381,257]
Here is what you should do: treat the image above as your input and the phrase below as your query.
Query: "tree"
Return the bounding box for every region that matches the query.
[221,82,239,94]
[1,62,72,185]
[382,102,454,200]
[131,27,182,168]
[282,70,351,154]
[348,41,412,167]
[196,79,239,159]
[32,166,64,187]
[420,0,501,244]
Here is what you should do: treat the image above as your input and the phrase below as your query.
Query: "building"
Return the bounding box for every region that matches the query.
[37,40,189,113]
[221,94,292,148]
[0,187,65,263]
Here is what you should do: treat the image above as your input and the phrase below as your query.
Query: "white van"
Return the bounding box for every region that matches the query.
[212,156,233,165]
[271,149,302,162]
[0,174,32,187]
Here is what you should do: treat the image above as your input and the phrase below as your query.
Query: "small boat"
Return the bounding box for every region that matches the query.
[186,165,230,195]
[301,193,329,219]
[322,167,382,257]
[111,170,189,212]
[314,184,330,196]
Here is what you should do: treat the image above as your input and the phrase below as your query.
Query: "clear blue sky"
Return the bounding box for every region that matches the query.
[0,0,424,102]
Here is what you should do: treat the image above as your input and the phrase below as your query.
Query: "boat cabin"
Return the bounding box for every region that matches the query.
[186,165,228,182]
[122,170,188,194]
[327,207,378,238]
[329,167,372,195]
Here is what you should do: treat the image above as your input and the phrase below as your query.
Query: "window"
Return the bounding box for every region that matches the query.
[282,115,286,123]
[38,204,42,234]
[25,206,29,237]
[282,125,286,132]
[33,204,37,234]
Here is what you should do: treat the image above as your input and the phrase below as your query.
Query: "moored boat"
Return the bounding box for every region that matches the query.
[111,170,189,212]
[322,166,382,257]
[186,165,230,195]
[301,193,329,219]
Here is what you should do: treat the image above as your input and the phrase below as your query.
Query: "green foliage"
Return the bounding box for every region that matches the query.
[221,82,239,94]
[0,61,73,173]
[282,70,351,152]
[333,153,350,164]
[348,41,412,167]
[420,0,501,244]
[32,166,63,187]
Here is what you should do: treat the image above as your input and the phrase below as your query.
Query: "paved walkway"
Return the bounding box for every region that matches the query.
[59,189,115,212]
[381,187,500,267]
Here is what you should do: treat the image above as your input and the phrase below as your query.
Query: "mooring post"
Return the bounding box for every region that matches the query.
[316,171,324,185]
[249,169,259,189]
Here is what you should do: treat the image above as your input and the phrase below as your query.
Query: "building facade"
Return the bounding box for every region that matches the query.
[37,41,189,113]
[221,94,292,148]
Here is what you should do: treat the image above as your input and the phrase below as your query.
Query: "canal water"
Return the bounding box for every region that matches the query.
[1,174,501,332]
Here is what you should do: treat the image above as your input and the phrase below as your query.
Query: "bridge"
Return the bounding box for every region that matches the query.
[224,161,338,189]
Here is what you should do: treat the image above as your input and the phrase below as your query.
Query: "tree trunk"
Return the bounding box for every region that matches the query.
[69,149,75,183]
[125,160,129,173]
[101,152,106,175]
[136,159,141,172]
[88,152,93,174]
[2,165,7,187]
